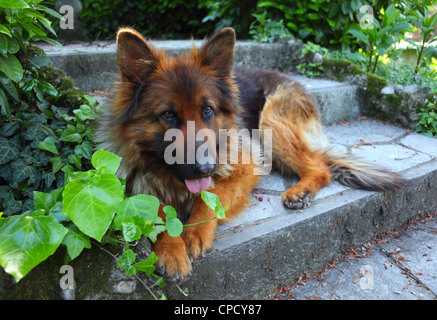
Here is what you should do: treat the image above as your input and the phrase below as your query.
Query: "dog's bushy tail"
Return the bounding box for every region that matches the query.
[322,149,407,191]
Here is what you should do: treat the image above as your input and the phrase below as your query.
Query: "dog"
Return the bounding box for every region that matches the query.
[96,27,406,281]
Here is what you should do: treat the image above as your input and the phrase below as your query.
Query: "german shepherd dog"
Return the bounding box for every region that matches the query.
[96,27,406,281]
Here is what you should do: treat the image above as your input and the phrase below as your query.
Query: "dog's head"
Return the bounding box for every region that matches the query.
[113,27,240,193]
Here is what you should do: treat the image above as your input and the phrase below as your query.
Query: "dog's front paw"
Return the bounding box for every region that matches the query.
[153,234,192,282]
[181,225,214,261]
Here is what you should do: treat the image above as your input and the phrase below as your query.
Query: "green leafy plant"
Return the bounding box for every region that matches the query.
[80,0,213,40]
[199,0,258,39]
[296,42,327,78]
[251,0,371,47]
[348,3,412,73]
[0,149,228,299]
[0,0,91,216]
[0,0,62,121]
[297,61,324,78]
[249,11,293,43]
[414,101,437,137]
[405,2,437,74]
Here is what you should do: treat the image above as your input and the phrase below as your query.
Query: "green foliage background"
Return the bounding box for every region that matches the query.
[79,0,392,46]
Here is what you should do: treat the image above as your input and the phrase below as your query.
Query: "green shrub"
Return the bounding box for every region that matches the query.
[199,0,259,39]
[415,101,437,137]
[80,0,214,40]
[249,11,293,43]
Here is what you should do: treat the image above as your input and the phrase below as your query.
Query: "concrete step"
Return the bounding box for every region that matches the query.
[40,41,359,124]
[39,40,282,92]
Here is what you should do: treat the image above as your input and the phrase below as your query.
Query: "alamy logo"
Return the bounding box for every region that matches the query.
[59,265,75,290]
[59,5,74,30]
[359,5,374,30]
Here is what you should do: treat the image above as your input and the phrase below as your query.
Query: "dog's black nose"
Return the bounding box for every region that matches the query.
[194,162,216,177]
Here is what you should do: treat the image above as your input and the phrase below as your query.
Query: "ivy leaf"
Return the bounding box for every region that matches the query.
[0,122,19,137]
[74,141,93,160]
[41,171,56,188]
[83,95,97,107]
[163,206,183,237]
[73,104,99,121]
[63,173,124,242]
[121,217,143,242]
[68,153,82,170]
[19,146,34,165]
[50,156,64,174]
[117,247,137,276]
[10,160,38,187]
[33,188,63,212]
[114,194,160,230]
[91,149,122,175]
[38,136,59,155]
[145,217,166,243]
[133,252,158,276]
[0,137,19,165]
[59,125,82,143]
[62,227,91,261]
[201,190,227,219]
[3,193,22,216]
[23,124,45,142]
[0,211,68,282]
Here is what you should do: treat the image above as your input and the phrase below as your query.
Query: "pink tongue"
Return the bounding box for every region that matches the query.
[184,176,211,193]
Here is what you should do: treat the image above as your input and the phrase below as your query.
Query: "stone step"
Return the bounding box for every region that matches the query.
[40,40,359,124]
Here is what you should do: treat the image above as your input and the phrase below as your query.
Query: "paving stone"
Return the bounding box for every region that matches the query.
[351,144,433,172]
[290,251,434,300]
[378,229,437,294]
[324,120,406,146]
[400,132,437,157]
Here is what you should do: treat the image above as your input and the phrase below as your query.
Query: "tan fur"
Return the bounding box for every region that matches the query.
[259,82,332,205]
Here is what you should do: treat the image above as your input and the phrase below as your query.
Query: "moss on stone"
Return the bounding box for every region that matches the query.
[320,57,427,127]
[364,73,388,95]
[57,88,87,109]
[322,58,364,82]
[40,62,88,110]
[26,46,89,112]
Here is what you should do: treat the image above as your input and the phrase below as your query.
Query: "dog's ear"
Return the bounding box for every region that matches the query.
[116,28,157,83]
[199,27,235,78]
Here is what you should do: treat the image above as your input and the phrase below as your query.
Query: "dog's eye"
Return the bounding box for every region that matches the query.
[161,111,176,120]
[202,106,214,117]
